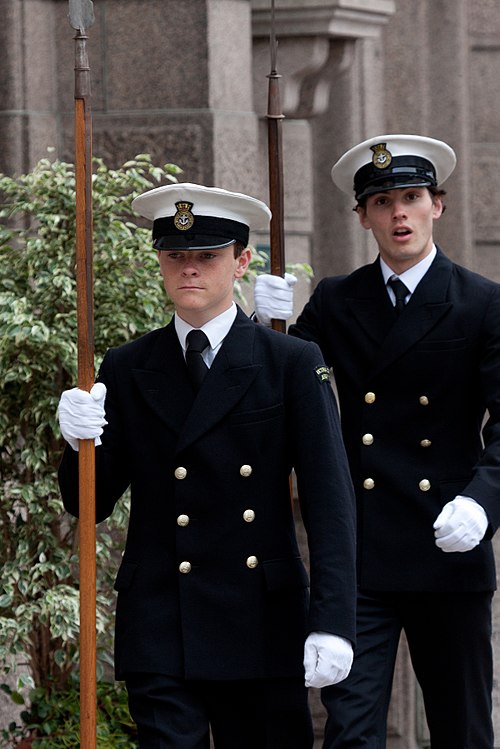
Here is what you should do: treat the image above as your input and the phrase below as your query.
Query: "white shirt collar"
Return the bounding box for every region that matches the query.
[175,303,237,364]
[380,244,437,295]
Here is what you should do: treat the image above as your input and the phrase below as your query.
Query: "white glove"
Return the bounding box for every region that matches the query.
[57,383,107,451]
[433,495,488,552]
[254,272,297,326]
[304,632,353,688]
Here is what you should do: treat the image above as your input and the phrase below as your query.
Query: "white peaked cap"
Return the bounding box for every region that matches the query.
[132,183,271,250]
[331,134,457,200]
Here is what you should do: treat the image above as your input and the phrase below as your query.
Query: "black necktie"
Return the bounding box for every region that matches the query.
[388,277,410,315]
[185,329,209,391]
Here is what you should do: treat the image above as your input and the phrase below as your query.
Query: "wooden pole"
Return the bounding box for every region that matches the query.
[69,1,96,745]
[266,1,296,504]
[266,0,286,334]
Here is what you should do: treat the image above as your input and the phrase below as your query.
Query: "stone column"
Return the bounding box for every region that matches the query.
[382,0,473,268]
[0,0,60,174]
[468,0,500,285]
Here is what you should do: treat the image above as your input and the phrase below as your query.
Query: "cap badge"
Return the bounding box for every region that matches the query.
[174,201,195,231]
[370,143,392,170]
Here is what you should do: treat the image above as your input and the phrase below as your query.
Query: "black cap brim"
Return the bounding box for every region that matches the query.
[154,235,237,250]
[354,156,436,200]
[152,215,249,250]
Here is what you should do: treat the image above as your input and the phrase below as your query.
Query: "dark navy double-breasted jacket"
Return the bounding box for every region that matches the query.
[59,308,356,680]
[290,248,500,592]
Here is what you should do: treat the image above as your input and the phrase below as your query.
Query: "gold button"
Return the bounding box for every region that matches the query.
[419,396,429,406]
[420,439,432,448]
[363,478,375,490]
[243,509,255,523]
[240,465,253,477]
[179,561,192,574]
[365,392,376,404]
[362,433,374,446]
[174,466,187,480]
[177,514,190,527]
[419,479,431,492]
[246,555,258,569]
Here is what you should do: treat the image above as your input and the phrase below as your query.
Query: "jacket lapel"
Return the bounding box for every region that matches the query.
[131,311,262,450]
[345,259,396,345]
[368,249,454,378]
[131,322,194,434]
[176,309,262,452]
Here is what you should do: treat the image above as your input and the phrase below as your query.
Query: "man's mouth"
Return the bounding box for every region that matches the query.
[393,227,412,237]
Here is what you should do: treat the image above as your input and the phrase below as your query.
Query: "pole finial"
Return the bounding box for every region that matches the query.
[68,0,95,32]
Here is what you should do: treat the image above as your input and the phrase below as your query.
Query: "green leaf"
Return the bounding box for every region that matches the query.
[9,691,25,705]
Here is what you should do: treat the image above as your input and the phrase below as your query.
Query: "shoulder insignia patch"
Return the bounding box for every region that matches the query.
[314,365,330,383]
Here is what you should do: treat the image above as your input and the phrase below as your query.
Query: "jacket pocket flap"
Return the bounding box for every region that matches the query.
[263,557,309,592]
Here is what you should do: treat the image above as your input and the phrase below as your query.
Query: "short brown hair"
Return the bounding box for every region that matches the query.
[233,241,246,258]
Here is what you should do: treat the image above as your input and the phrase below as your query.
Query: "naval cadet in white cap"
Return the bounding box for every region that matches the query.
[253,135,500,749]
[56,183,357,748]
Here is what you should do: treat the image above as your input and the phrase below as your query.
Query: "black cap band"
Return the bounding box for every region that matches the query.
[153,215,249,250]
[354,155,437,200]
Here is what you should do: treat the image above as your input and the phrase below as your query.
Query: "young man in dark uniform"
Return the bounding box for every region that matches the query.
[254,135,500,749]
[57,183,357,749]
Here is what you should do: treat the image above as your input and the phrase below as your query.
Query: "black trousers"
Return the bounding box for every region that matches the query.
[321,590,494,749]
[125,672,313,749]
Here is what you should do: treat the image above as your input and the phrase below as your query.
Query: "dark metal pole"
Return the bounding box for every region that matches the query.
[68,2,96,747]
[266,0,287,334]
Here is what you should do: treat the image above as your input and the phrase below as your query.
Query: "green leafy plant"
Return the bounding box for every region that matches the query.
[0,152,180,745]
[1,677,138,748]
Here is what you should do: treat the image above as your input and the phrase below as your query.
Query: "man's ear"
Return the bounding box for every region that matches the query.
[356,206,371,230]
[431,196,444,220]
[234,247,252,278]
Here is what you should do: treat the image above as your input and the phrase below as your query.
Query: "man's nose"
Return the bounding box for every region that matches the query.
[182,260,199,274]
[392,202,408,219]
